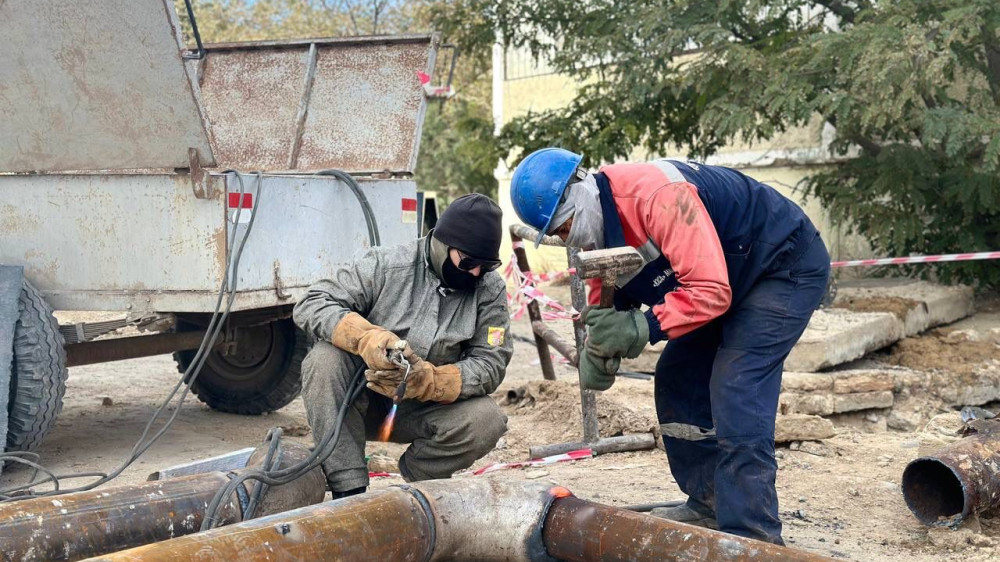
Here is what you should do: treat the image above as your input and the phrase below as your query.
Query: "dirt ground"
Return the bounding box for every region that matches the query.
[2,291,999,561]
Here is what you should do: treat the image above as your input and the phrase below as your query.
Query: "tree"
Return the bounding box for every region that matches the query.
[175,1,499,200]
[431,0,1000,286]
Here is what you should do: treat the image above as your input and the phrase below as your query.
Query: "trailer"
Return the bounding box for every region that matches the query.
[0,0,446,454]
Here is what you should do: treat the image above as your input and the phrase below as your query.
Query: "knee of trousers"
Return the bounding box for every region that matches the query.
[438,398,508,456]
[301,340,362,390]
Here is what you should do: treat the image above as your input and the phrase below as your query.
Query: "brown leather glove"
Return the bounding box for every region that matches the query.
[366,358,462,403]
[332,312,407,370]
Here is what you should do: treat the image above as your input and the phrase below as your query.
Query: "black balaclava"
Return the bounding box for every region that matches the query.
[430,194,503,292]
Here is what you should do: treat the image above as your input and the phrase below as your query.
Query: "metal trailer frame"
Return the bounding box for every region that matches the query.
[0,0,450,448]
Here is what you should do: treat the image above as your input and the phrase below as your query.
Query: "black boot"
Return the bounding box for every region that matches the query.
[331,486,366,500]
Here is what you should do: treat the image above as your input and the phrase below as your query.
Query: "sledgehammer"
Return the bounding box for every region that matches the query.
[571,247,645,307]
[526,246,653,459]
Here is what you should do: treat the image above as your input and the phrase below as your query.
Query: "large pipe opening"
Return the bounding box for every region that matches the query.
[902,458,966,525]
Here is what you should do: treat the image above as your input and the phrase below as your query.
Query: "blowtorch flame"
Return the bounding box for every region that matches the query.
[378,404,398,442]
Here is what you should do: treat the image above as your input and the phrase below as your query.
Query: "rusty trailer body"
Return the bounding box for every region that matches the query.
[0,0,443,451]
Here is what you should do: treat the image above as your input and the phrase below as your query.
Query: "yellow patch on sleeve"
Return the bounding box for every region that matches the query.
[487,327,506,346]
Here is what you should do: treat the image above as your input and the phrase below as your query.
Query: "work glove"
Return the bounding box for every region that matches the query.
[578,349,620,391]
[366,357,462,403]
[332,312,411,370]
[582,306,650,359]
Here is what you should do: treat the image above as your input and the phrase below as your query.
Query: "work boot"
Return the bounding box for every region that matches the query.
[650,503,719,530]
[331,486,366,500]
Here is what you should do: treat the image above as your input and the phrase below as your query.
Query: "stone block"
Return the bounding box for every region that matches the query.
[830,371,895,394]
[832,390,894,413]
[781,372,833,392]
[786,309,903,372]
[774,414,835,443]
[779,392,834,416]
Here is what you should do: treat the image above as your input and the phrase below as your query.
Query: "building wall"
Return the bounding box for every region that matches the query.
[494,47,869,274]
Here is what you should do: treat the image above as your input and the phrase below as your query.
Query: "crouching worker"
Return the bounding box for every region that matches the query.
[293,194,513,498]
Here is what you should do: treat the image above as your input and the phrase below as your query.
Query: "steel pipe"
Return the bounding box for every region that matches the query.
[512,228,556,380]
[84,480,836,562]
[65,331,209,367]
[902,428,1000,527]
[0,442,324,561]
[509,223,566,247]
[531,320,578,366]
[543,495,838,562]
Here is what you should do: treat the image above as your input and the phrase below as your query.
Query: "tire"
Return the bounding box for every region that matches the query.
[173,318,307,414]
[7,279,68,452]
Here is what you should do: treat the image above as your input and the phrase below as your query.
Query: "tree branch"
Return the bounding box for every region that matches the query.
[983,24,1000,104]
[813,0,857,25]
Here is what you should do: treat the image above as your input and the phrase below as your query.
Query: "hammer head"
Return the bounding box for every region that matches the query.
[571,247,644,280]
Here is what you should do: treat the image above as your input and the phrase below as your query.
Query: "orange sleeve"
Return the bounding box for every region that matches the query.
[643,182,731,339]
[586,277,601,306]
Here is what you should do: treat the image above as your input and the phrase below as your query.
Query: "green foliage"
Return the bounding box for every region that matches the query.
[175,1,499,200]
[432,0,1000,286]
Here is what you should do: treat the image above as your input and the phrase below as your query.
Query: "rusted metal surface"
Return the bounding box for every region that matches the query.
[529,434,656,459]
[65,330,208,367]
[197,36,437,173]
[85,489,434,562]
[86,480,837,562]
[568,246,600,443]
[511,228,556,380]
[509,224,566,247]
[531,320,579,367]
[85,480,557,562]
[0,472,242,562]
[0,0,215,173]
[0,442,323,561]
[902,421,1000,527]
[544,496,839,562]
[571,247,645,281]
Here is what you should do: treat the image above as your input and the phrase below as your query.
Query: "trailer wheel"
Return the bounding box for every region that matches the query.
[7,280,68,452]
[174,319,307,415]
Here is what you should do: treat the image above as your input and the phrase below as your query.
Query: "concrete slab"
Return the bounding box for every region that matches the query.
[833,280,974,336]
[785,309,902,372]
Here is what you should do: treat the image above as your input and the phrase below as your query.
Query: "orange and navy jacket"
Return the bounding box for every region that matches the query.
[589,160,817,341]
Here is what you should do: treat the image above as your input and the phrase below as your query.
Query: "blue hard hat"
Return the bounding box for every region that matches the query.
[510,147,583,248]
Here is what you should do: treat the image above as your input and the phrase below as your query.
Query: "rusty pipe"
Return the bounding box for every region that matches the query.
[85,480,836,562]
[65,331,210,367]
[544,495,837,562]
[902,427,1000,527]
[0,442,324,561]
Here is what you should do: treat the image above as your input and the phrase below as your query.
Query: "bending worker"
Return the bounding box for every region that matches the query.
[511,148,830,545]
[294,194,512,498]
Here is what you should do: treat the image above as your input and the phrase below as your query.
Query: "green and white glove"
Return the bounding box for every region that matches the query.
[578,350,620,391]
[582,307,650,359]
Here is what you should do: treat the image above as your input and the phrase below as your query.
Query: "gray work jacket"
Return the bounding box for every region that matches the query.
[293,237,513,399]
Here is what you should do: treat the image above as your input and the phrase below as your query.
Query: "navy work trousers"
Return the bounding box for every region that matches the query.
[655,233,831,544]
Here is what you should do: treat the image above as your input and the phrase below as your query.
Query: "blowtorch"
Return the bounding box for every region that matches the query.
[378,340,411,442]
[386,339,412,404]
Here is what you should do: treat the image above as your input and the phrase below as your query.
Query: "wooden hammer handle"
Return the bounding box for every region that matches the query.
[599,280,616,308]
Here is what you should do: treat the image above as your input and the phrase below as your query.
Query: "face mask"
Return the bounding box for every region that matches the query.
[559,174,604,250]
[441,255,479,292]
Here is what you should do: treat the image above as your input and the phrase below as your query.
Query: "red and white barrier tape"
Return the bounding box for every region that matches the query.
[505,242,1000,323]
[504,247,580,322]
[465,448,594,476]
[832,251,1000,268]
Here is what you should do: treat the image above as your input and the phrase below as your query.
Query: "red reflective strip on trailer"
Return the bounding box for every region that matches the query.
[228,193,253,209]
[402,198,418,212]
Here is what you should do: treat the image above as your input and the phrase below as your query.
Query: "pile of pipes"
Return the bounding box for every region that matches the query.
[0,453,839,562]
